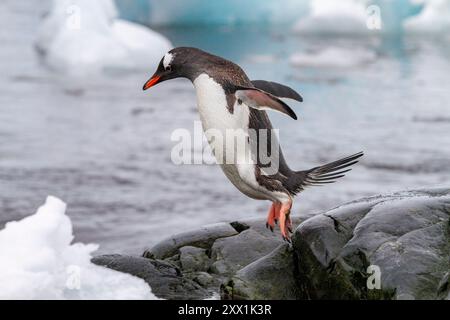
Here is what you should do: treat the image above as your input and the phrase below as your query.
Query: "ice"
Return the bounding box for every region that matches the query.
[36,0,172,75]
[114,0,450,36]
[290,46,376,68]
[117,0,308,26]
[0,196,156,300]
[293,0,370,35]
[404,0,450,33]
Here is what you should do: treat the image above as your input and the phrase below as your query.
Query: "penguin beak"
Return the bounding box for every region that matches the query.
[143,75,161,90]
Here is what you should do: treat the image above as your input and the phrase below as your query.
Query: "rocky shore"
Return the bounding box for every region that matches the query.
[92,187,450,300]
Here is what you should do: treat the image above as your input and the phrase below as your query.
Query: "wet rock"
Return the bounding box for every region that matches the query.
[94,188,449,300]
[92,254,210,300]
[210,228,283,276]
[292,187,450,300]
[140,215,308,295]
[192,271,216,287]
[179,246,211,272]
[221,244,301,300]
[144,223,238,260]
[437,272,450,300]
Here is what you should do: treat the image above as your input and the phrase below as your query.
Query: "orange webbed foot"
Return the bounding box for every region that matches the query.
[266,201,292,242]
[265,203,277,232]
[278,201,293,243]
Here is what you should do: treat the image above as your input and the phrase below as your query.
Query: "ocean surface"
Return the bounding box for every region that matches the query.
[1,1,449,254]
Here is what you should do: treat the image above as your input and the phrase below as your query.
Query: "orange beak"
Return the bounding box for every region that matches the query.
[143,75,161,90]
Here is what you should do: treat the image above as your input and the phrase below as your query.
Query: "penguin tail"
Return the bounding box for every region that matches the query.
[288,151,364,195]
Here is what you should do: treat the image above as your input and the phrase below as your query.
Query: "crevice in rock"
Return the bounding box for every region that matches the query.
[142,250,154,259]
[230,221,250,233]
[220,280,235,300]
[291,248,312,299]
[205,248,212,259]
[437,273,449,299]
[325,214,342,233]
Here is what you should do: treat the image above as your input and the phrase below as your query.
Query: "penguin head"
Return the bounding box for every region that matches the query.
[143,47,214,90]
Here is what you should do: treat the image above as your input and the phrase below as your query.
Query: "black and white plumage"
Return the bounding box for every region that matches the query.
[143,47,363,241]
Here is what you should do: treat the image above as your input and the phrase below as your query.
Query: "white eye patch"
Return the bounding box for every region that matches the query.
[163,52,174,69]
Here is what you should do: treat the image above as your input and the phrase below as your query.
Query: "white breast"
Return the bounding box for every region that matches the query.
[193,73,249,132]
[193,73,279,201]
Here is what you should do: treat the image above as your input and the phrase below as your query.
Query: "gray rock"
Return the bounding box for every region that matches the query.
[222,244,301,300]
[92,254,209,300]
[192,271,216,287]
[292,187,450,300]
[179,246,211,272]
[144,223,238,260]
[138,214,309,295]
[207,216,306,276]
[437,272,450,300]
[93,188,449,300]
[211,228,283,275]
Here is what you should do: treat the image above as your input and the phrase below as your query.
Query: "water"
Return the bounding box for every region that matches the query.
[1,1,449,254]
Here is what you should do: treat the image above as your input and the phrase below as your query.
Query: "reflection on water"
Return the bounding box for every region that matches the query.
[1,2,449,254]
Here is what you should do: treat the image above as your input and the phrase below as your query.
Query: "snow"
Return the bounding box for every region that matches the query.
[0,196,156,300]
[36,0,172,75]
[404,0,450,33]
[293,0,370,35]
[290,46,376,68]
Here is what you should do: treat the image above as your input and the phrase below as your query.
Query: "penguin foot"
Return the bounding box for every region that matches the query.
[265,202,281,232]
[278,201,293,242]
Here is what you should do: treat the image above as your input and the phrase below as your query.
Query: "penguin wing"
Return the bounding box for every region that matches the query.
[251,80,303,102]
[235,86,298,120]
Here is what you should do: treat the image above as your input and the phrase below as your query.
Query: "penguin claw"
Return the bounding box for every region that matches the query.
[274,219,278,225]
[282,236,291,243]
[288,226,293,233]
[266,222,274,232]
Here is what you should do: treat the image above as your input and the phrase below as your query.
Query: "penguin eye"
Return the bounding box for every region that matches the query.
[165,65,172,72]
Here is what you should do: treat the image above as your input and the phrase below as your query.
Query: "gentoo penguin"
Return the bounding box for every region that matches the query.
[143,47,363,241]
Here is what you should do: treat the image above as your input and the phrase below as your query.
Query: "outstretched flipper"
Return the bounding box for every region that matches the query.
[251,80,303,102]
[235,86,298,120]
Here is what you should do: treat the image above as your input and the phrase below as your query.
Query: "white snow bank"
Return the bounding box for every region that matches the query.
[293,0,371,35]
[404,0,450,33]
[36,0,172,75]
[290,46,376,68]
[0,196,156,300]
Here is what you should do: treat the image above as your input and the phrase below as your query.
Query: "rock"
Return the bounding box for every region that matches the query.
[144,222,238,260]
[192,271,215,287]
[292,187,450,300]
[93,187,449,300]
[210,228,284,275]
[437,272,449,300]
[140,215,309,295]
[221,244,301,300]
[211,216,308,276]
[92,254,210,300]
[179,246,211,272]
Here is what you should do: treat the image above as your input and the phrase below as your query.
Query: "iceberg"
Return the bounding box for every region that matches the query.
[0,196,156,300]
[404,0,450,33]
[290,46,377,68]
[36,0,172,75]
[116,0,308,26]
[113,0,449,36]
[292,0,371,35]
[291,0,430,35]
